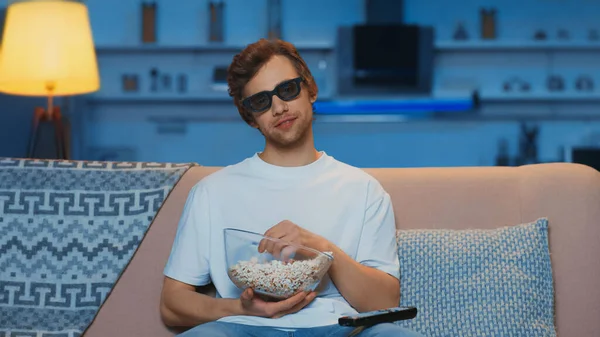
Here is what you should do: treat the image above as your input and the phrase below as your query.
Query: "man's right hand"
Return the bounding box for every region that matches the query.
[239,288,317,319]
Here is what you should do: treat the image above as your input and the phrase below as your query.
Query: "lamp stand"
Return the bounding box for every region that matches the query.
[27,105,70,160]
[26,86,71,160]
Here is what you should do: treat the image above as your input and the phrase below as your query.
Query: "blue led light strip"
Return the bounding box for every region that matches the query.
[313,97,475,115]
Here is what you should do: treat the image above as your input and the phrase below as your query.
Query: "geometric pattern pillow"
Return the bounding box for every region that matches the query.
[0,158,194,337]
[395,218,556,337]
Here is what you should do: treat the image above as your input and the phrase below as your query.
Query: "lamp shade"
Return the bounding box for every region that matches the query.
[0,0,100,96]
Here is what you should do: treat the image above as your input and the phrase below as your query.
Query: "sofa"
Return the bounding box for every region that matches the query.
[2,160,599,336]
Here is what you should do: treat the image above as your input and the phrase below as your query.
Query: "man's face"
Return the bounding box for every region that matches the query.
[243,55,315,149]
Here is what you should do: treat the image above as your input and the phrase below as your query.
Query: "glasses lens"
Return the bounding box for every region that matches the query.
[277,80,301,100]
[248,93,271,111]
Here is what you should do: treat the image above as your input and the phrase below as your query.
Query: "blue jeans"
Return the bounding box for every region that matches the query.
[178,321,425,337]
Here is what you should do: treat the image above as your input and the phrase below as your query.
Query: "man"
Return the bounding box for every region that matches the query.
[160,38,424,337]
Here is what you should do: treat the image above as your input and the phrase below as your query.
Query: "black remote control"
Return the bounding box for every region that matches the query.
[338,306,418,327]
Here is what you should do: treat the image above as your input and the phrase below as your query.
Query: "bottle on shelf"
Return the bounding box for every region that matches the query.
[141,1,157,43]
[208,1,225,43]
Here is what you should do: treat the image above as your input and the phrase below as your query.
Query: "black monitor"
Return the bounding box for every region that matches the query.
[354,25,420,86]
[569,147,600,171]
[337,24,434,96]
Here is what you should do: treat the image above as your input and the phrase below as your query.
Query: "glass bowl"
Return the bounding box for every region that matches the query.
[224,228,334,300]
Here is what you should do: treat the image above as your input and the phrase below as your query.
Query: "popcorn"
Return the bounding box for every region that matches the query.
[228,253,332,298]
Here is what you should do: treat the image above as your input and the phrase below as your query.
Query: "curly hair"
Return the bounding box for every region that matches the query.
[227,39,318,125]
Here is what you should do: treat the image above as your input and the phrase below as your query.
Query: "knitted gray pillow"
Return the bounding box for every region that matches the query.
[395,218,556,337]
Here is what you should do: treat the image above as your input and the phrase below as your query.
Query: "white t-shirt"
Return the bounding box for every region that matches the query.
[163,151,399,328]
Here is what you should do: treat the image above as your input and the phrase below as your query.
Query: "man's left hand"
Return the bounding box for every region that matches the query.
[258,220,330,258]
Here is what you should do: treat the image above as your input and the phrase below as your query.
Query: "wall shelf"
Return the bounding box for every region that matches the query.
[142,113,600,124]
[436,40,600,52]
[85,92,600,106]
[147,114,416,124]
[481,92,600,102]
[93,41,600,57]
[86,91,339,104]
[95,41,600,54]
[95,44,334,54]
[85,95,477,113]
[86,96,232,105]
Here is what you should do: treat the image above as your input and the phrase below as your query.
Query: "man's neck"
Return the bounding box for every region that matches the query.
[259,142,321,167]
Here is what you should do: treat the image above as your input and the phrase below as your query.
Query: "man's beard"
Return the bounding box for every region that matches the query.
[263,115,312,150]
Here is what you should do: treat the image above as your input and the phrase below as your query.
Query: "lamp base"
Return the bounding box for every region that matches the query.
[27,106,70,160]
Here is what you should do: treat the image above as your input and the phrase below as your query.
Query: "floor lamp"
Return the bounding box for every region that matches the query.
[0,0,100,160]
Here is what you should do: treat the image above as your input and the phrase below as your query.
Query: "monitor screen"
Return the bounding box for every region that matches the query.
[353,25,421,86]
[571,147,600,171]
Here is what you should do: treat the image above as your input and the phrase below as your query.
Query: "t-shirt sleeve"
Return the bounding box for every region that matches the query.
[163,182,212,286]
[355,179,400,279]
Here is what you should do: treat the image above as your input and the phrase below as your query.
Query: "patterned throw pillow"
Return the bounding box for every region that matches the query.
[395,218,556,337]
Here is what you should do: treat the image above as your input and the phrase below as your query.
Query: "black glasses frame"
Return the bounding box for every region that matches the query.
[242,77,304,113]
